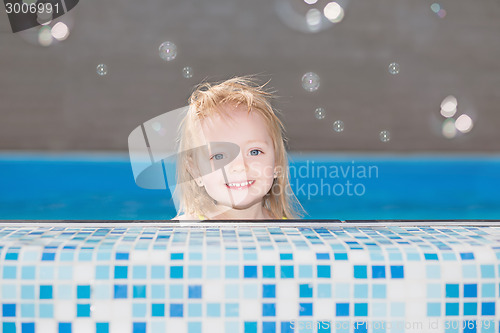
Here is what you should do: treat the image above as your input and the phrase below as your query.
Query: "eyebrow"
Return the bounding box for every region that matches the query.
[245,140,270,146]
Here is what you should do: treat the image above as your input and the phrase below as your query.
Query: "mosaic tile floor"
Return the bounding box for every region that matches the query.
[0,222,499,333]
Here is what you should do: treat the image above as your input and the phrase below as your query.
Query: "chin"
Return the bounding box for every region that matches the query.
[219,197,262,210]
[231,202,258,210]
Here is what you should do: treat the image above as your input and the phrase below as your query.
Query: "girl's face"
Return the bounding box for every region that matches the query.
[192,103,277,210]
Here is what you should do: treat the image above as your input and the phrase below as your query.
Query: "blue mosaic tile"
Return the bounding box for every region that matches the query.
[0,224,498,332]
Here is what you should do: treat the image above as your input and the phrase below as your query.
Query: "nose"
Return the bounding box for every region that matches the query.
[228,151,247,174]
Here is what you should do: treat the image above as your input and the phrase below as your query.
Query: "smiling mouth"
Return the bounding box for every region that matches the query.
[225,180,255,190]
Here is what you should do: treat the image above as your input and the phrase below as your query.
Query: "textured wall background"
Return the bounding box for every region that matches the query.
[0,0,499,152]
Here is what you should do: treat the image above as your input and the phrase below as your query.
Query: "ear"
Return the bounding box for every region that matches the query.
[273,166,280,179]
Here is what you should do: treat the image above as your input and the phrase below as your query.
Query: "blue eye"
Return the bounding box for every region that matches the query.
[211,153,224,160]
[249,149,263,156]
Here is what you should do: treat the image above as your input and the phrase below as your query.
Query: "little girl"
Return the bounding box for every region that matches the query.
[173,76,304,220]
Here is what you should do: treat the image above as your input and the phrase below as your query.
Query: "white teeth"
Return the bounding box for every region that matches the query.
[227,180,254,187]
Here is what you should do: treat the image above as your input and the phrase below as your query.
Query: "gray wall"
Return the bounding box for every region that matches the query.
[1,0,499,152]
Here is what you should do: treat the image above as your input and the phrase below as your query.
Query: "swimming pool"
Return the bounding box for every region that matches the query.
[1,153,499,332]
[1,152,499,220]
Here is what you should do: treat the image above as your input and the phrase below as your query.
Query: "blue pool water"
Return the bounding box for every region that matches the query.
[1,152,499,220]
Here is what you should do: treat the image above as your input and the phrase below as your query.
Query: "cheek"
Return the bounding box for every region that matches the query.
[202,170,225,187]
[248,159,275,179]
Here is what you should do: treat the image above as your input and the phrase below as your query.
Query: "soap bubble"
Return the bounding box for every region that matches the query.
[388,62,400,75]
[275,0,346,34]
[333,120,344,132]
[314,107,325,119]
[37,26,52,47]
[430,3,440,13]
[159,41,177,61]
[302,72,320,92]
[442,119,456,138]
[437,9,446,18]
[96,64,108,76]
[324,2,345,23]
[306,8,322,31]
[182,67,193,78]
[51,22,69,41]
[37,9,52,25]
[16,6,75,47]
[440,95,457,118]
[455,114,473,133]
[379,130,390,142]
[430,2,446,17]
[151,122,162,131]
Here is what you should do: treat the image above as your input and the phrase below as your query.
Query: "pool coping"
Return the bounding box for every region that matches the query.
[0,220,499,227]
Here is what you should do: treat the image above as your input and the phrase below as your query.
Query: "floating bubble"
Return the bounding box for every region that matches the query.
[16,7,74,48]
[315,107,325,119]
[302,72,320,92]
[437,9,446,18]
[182,67,193,79]
[306,8,322,31]
[37,9,52,26]
[38,26,52,47]
[440,95,457,118]
[440,95,457,111]
[440,108,456,118]
[442,118,456,138]
[379,130,390,142]
[430,3,440,13]
[455,114,473,133]
[159,41,177,61]
[333,120,344,132]
[151,122,162,131]
[388,62,400,75]
[274,0,345,34]
[51,22,69,41]
[324,2,344,23]
[96,64,108,76]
